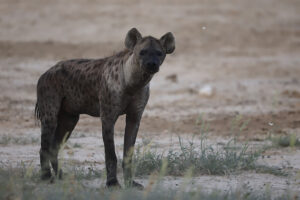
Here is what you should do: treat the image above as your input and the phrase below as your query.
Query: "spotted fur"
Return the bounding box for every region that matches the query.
[35,28,175,189]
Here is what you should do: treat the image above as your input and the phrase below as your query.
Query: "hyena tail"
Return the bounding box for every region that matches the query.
[34,102,41,125]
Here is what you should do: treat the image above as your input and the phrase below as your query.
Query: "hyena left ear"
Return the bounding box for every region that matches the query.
[125,28,142,50]
[160,32,175,54]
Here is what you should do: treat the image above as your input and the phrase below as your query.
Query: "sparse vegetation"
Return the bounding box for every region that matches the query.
[269,134,300,148]
[73,143,82,148]
[0,135,11,145]
[0,134,39,145]
[230,114,251,138]
[79,133,86,138]
[132,137,284,177]
[254,165,288,177]
[195,114,210,134]
[0,165,297,200]
[68,165,102,180]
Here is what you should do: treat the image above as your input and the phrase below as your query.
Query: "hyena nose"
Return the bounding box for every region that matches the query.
[147,62,157,68]
[146,61,159,73]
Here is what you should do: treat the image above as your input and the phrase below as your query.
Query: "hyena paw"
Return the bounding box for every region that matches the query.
[106,179,121,189]
[41,170,52,180]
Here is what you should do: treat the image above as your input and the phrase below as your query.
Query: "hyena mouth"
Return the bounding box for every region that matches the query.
[143,65,159,74]
[146,68,159,74]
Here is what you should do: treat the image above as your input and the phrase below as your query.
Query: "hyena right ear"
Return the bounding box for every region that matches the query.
[160,32,175,54]
[125,28,142,50]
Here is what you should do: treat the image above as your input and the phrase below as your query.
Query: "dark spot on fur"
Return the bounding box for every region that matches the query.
[107,92,111,99]
[46,74,51,81]
[114,73,118,81]
[61,68,68,77]
[114,60,119,65]
[68,74,73,82]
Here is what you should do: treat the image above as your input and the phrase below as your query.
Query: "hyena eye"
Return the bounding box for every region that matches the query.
[140,50,147,56]
[155,51,163,56]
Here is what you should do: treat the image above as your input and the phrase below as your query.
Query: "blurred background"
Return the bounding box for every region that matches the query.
[0,0,300,142]
[1,0,300,195]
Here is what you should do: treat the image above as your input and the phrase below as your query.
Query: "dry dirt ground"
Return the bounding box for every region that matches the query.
[0,0,300,197]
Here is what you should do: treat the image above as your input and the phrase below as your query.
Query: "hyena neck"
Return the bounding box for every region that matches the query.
[123,54,153,93]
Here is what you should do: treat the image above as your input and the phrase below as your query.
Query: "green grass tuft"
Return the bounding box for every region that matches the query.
[132,137,281,177]
[270,134,300,148]
[73,143,82,148]
[0,135,40,145]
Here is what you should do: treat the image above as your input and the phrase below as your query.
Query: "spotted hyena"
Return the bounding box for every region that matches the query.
[35,28,175,189]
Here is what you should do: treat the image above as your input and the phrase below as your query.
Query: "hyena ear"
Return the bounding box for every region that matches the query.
[160,32,175,54]
[125,28,142,50]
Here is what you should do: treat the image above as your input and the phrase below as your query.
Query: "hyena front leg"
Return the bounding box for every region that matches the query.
[101,116,121,188]
[123,112,144,190]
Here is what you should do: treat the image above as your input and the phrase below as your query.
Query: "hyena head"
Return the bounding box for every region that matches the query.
[125,28,175,74]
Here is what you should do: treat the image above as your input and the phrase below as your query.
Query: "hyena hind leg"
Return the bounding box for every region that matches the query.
[49,110,79,179]
[40,120,57,180]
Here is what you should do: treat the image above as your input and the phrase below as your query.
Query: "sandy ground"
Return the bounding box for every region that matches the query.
[0,0,300,198]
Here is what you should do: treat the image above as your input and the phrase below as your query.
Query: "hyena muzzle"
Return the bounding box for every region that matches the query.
[35,28,175,189]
